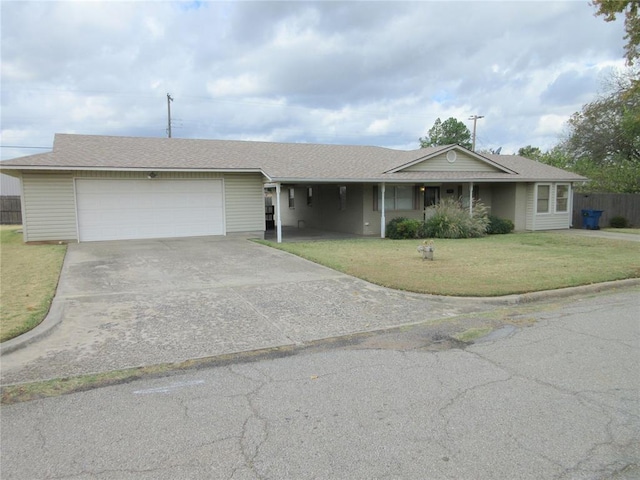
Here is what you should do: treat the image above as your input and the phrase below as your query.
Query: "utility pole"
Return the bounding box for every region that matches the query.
[468,114,484,151]
[166,93,174,138]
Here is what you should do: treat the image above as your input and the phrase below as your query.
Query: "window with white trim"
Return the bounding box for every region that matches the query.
[373,185,420,211]
[384,185,414,211]
[555,184,569,213]
[536,184,550,214]
[288,187,295,209]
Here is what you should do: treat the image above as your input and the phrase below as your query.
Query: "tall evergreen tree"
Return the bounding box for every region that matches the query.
[420,117,472,149]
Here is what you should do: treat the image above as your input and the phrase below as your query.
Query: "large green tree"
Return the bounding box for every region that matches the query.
[420,117,472,149]
[516,142,640,193]
[563,69,639,167]
[592,0,639,65]
[517,145,543,160]
[518,70,640,193]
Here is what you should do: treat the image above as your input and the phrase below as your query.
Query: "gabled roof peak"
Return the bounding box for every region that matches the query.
[385,144,517,175]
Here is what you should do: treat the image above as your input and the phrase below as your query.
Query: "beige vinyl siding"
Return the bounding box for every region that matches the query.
[525,182,571,231]
[513,183,528,231]
[21,170,263,241]
[489,184,516,221]
[534,212,571,230]
[22,172,77,242]
[490,183,528,231]
[525,184,535,230]
[224,173,265,233]
[404,152,500,172]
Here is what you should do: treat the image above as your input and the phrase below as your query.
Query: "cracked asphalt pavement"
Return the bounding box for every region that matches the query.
[1,288,639,479]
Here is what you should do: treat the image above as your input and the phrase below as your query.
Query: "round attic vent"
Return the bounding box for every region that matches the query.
[446,150,457,163]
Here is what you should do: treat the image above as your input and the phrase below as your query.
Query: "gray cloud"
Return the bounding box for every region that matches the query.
[0,0,629,160]
[541,69,605,106]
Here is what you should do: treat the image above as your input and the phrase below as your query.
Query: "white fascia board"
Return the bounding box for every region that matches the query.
[0,165,267,175]
[384,146,450,173]
[261,176,587,184]
[269,177,395,184]
[270,177,508,184]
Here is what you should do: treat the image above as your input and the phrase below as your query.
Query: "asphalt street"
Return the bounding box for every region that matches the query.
[1,287,638,479]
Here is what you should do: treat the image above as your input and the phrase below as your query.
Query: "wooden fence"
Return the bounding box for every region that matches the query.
[572,193,640,228]
[0,196,22,225]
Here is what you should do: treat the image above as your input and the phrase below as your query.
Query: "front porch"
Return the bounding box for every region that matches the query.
[264,181,494,243]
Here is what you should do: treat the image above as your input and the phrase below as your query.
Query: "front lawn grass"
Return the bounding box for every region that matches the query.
[0,226,67,342]
[259,232,640,296]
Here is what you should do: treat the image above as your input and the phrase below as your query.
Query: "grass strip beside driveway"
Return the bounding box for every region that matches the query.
[0,226,67,342]
[258,232,640,296]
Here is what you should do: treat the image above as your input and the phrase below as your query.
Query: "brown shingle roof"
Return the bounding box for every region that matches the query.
[0,134,586,183]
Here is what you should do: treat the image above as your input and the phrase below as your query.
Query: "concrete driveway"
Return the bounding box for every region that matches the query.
[1,236,494,385]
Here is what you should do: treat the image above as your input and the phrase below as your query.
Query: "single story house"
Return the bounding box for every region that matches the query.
[0,133,586,243]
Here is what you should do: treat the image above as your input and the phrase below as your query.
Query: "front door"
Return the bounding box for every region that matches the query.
[423,186,440,221]
[424,186,440,207]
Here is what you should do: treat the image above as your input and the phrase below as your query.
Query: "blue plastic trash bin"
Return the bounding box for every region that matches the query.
[581,209,604,230]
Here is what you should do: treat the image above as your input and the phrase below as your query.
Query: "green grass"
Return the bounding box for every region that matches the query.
[0,226,67,342]
[258,232,640,296]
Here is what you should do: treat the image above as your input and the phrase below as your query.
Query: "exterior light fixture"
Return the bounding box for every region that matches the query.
[148,172,157,179]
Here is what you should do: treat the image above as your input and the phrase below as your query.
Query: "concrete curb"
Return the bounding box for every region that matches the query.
[2,277,638,357]
[481,277,640,305]
[0,296,65,356]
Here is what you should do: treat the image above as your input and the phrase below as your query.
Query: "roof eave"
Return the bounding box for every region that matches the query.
[268,177,389,184]
[0,164,268,175]
[384,145,450,173]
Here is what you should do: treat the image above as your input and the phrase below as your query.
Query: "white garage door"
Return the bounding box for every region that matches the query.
[76,179,225,241]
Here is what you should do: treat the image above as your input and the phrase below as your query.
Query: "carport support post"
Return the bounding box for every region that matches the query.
[275,183,282,243]
[568,183,574,227]
[469,182,474,216]
[380,183,386,238]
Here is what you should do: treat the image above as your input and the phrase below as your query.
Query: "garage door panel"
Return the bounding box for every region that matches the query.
[76,179,225,241]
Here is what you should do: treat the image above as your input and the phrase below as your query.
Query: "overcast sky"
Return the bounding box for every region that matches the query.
[0,0,629,161]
